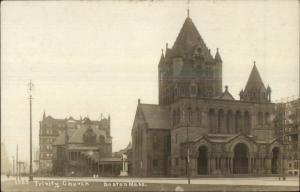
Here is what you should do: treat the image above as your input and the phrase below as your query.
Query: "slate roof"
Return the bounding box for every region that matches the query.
[68,126,106,143]
[171,17,214,62]
[139,104,170,129]
[244,64,266,92]
[53,129,76,146]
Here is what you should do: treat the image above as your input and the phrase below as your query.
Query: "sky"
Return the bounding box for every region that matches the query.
[1,0,299,164]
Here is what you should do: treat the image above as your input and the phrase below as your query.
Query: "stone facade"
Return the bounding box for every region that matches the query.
[131,14,285,177]
[39,113,112,176]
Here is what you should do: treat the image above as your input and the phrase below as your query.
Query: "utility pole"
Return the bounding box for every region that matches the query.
[186,108,191,184]
[12,156,15,177]
[16,144,18,180]
[28,80,34,181]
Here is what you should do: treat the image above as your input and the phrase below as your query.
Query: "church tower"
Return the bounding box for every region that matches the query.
[240,62,271,103]
[158,14,222,105]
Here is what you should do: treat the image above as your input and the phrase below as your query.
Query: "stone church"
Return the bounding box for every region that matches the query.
[131,14,285,177]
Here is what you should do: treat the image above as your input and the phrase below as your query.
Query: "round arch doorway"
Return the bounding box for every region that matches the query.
[197,146,208,175]
[233,143,248,174]
[271,147,279,174]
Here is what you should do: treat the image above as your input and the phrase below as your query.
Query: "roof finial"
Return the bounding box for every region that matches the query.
[254,60,256,65]
[161,49,164,55]
[166,43,168,50]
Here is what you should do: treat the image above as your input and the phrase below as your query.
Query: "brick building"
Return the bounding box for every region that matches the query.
[131,14,285,177]
[274,98,299,176]
[39,113,112,176]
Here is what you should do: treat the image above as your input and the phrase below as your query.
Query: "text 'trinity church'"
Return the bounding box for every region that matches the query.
[131,11,284,177]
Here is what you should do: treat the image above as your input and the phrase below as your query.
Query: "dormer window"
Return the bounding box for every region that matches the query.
[83,127,96,145]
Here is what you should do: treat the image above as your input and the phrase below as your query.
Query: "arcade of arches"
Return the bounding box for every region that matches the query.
[183,138,284,176]
[172,107,271,135]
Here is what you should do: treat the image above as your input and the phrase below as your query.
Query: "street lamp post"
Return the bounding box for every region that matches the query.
[186,108,191,184]
[16,144,18,180]
[28,80,34,181]
[12,156,15,177]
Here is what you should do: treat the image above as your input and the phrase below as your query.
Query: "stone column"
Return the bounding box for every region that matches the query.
[207,157,211,175]
[229,157,233,174]
[266,156,272,174]
[248,157,252,174]
[226,157,230,175]
[210,157,216,175]
[221,157,225,174]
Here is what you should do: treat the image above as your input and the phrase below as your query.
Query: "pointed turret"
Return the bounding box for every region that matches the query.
[214,48,222,63]
[241,61,269,103]
[43,111,46,120]
[244,62,265,92]
[158,49,165,67]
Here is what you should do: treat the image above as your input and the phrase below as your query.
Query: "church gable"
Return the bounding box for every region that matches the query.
[225,134,258,153]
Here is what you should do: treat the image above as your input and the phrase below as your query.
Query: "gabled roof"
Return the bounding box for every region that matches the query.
[138,104,170,129]
[244,64,266,92]
[53,129,76,146]
[68,126,106,143]
[218,86,235,100]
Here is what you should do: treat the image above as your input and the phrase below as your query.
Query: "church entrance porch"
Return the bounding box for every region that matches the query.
[233,143,248,174]
[197,146,208,175]
[271,147,279,174]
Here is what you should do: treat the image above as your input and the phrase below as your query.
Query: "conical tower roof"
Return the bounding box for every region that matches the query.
[245,63,265,91]
[214,48,222,63]
[172,17,212,60]
[158,50,165,67]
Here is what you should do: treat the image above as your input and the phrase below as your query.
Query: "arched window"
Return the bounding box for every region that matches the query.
[83,127,96,145]
[177,108,180,124]
[173,110,177,125]
[153,134,158,149]
[217,109,224,133]
[196,108,202,124]
[174,87,178,97]
[99,135,105,144]
[184,87,189,96]
[244,111,250,134]
[190,85,197,96]
[180,86,184,96]
[258,112,263,125]
[235,111,242,133]
[226,110,233,134]
[198,84,203,96]
[265,112,270,125]
[187,108,192,123]
[209,109,216,133]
